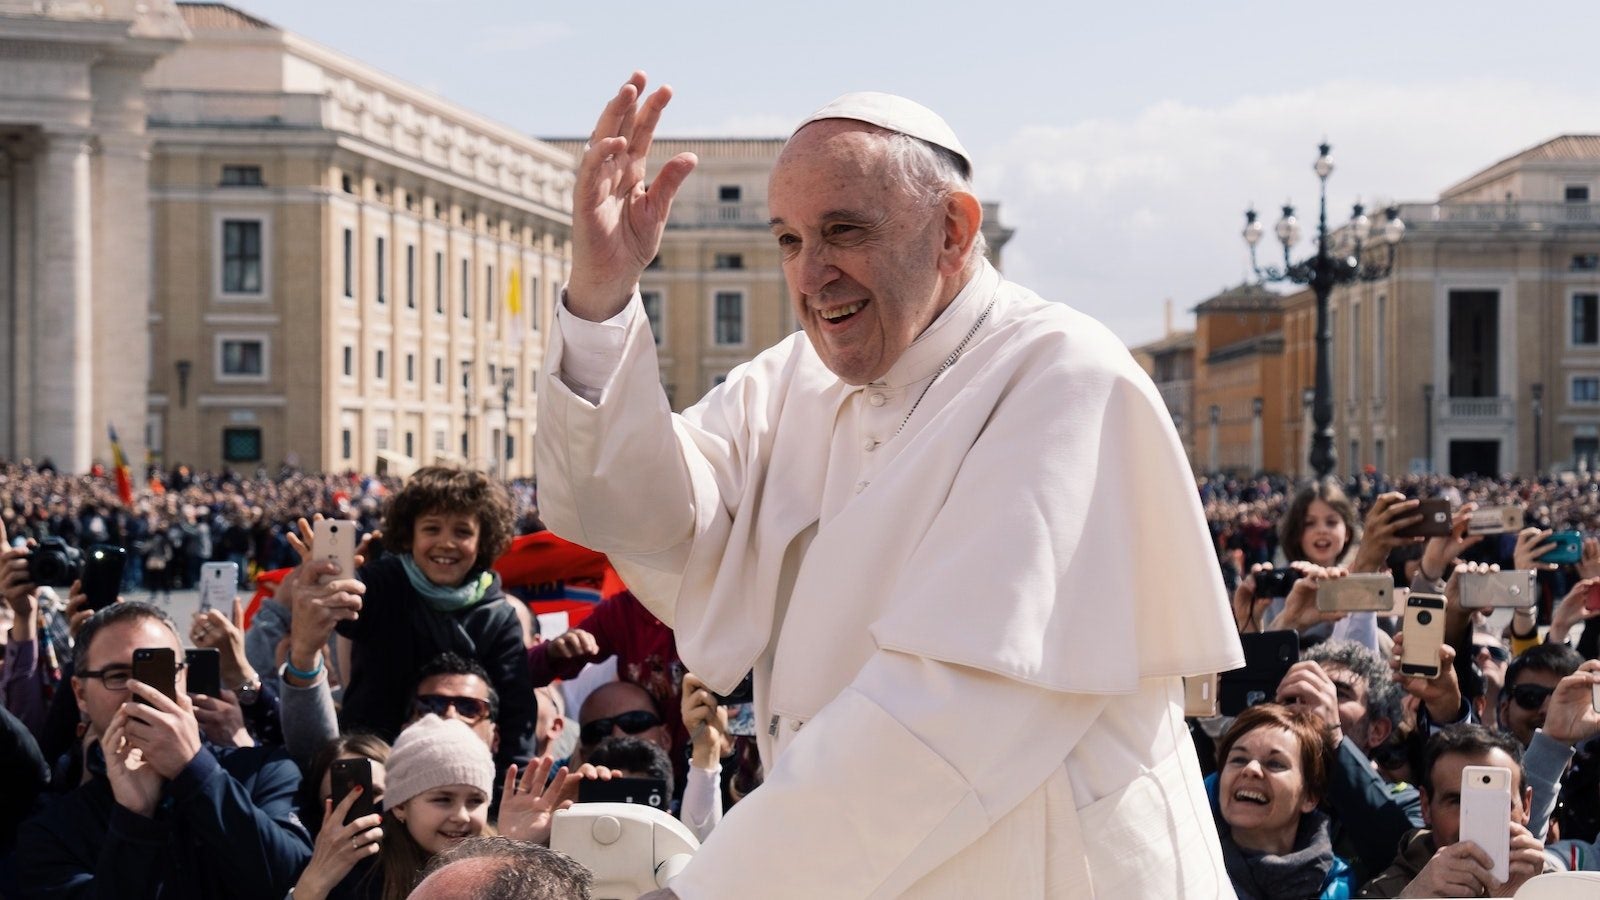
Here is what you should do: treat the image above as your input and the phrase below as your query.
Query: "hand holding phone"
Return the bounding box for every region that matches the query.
[312,519,359,582]
[1316,573,1394,612]
[1395,498,1453,539]
[330,758,378,826]
[198,562,238,613]
[1400,594,1447,679]
[1458,765,1511,885]
[131,647,179,705]
[82,545,126,612]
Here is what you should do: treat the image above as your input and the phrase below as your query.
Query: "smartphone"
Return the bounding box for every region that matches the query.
[1183,673,1219,718]
[1467,505,1524,536]
[1459,569,1537,609]
[577,776,669,811]
[1401,593,1447,678]
[330,757,378,826]
[1254,568,1302,599]
[131,647,178,705]
[313,519,359,581]
[1395,498,1453,538]
[1459,765,1512,884]
[1316,573,1395,613]
[82,544,126,612]
[1219,631,1299,717]
[184,648,221,697]
[712,672,754,706]
[198,561,238,613]
[1537,530,1583,566]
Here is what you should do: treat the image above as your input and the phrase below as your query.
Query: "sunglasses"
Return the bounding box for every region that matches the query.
[414,694,494,723]
[580,710,662,747]
[1508,683,1555,712]
[1473,643,1511,664]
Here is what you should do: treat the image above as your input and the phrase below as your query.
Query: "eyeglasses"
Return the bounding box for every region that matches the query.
[414,694,494,724]
[1473,643,1511,664]
[1508,683,1555,711]
[78,663,187,692]
[580,710,662,747]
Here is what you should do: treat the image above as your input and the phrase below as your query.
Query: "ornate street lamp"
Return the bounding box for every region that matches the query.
[1244,142,1404,480]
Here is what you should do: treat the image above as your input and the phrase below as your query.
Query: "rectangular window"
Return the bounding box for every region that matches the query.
[1348,301,1361,399]
[341,429,352,459]
[342,228,354,298]
[433,251,444,314]
[718,185,741,202]
[434,356,443,385]
[461,259,470,319]
[1574,293,1599,346]
[487,264,495,321]
[405,245,416,309]
[405,431,415,458]
[222,220,262,293]
[434,430,446,451]
[642,290,664,346]
[1574,254,1600,272]
[713,252,744,270]
[1375,295,1387,401]
[505,434,515,461]
[342,345,353,377]
[375,428,390,451]
[220,339,264,376]
[375,348,386,380]
[1567,185,1591,203]
[405,353,415,383]
[714,291,744,345]
[220,165,264,187]
[375,236,387,304]
[1577,436,1600,470]
[221,427,262,462]
[1575,377,1600,404]
[530,276,541,331]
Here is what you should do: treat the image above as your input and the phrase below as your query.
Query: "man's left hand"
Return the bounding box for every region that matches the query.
[191,689,252,748]
[123,680,204,779]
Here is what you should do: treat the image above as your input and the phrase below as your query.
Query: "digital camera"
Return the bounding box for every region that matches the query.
[27,538,84,587]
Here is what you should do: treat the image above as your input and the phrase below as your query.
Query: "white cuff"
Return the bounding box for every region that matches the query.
[554,287,638,402]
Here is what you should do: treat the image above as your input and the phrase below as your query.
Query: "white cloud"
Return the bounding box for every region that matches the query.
[472,22,574,54]
[980,78,1600,346]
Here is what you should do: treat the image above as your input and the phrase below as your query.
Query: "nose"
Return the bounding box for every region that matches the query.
[792,242,839,297]
[1243,760,1265,777]
[446,803,470,824]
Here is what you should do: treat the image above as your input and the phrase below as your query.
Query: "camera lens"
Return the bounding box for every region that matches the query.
[1417,611,1432,625]
[1482,775,1491,785]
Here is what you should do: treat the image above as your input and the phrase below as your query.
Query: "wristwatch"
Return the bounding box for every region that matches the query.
[235,678,262,706]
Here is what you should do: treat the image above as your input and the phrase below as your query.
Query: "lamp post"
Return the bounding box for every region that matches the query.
[460,360,474,463]
[1244,142,1404,481]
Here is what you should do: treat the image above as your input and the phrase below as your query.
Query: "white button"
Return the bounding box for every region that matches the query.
[869,393,887,407]
[854,481,868,493]
[863,438,878,452]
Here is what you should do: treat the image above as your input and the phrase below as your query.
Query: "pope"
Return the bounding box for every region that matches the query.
[536,71,1245,897]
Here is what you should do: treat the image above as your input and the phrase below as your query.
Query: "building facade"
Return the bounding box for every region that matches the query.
[1188,284,1293,476]
[143,3,575,475]
[0,0,189,470]
[1130,327,1196,463]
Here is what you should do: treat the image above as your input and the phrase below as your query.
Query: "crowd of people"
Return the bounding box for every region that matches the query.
[7,459,1600,896]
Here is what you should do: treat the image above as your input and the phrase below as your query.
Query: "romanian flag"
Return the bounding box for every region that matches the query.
[108,423,134,507]
[507,267,523,316]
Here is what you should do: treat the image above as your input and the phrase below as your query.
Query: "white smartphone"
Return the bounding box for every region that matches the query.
[1401,593,1447,678]
[1459,765,1511,884]
[198,561,238,613]
[1316,573,1395,612]
[1183,674,1219,718]
[312,519,359,581]
[1459,569,1537,609]
[1467,505,1524,536]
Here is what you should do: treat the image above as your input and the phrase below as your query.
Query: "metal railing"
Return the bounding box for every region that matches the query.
[667,201,771,228]
[148,91,327,130]
[1394,201,1600,230]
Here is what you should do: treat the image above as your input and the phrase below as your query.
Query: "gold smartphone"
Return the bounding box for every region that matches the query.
[1183,674,1219,717]
[1316,574,1395,613]
[1401,593,1447,678]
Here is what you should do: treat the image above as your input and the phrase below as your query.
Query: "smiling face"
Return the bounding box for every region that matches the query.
[1218,726,1318,845]
[394,784,488,856]
[1300,498,1349,567]
[72,616,186,739]
[768,121,971,385]
[410,510,481,587]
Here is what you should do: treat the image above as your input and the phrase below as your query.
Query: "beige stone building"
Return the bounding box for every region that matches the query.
[143,3,574,475]
[1328,135,1600,476]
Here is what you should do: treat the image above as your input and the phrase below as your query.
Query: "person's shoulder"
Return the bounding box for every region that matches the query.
[213,741,298,778]
[995,280,1140,369]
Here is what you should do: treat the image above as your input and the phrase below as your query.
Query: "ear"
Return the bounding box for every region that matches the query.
[936,191,983,277]
[1299,794,1320,815]
[490,724,500,756]
[1365,717,1393,751]
[71,676,89,716]
[1417,787,1433,827]
[1519,785,1533,825]
[392,802,406,823]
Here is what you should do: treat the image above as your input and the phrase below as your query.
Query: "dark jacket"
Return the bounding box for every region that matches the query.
[1323,737,1423,885]
[1356,828,1434,898]
[336,555,536,774]
[14,742,311,900]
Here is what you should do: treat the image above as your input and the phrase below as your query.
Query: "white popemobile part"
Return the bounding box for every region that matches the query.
[550,802,699,898]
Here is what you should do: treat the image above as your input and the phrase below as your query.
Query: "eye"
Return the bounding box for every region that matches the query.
[775,233,798,248]
[826,224,860,239]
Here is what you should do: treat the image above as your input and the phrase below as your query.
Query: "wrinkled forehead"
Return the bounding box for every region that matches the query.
[774,120,895,182]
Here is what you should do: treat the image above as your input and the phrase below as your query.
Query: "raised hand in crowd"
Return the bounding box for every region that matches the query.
[0,516,39,641]
[681,673,732,769]
[122,679,205,781]
[291,787,384,900]
[1539,659,1600,748]
[1473,634,1509,730]
[100,704,166,818]
[1578,536,1600,581]
[1273,659,1344,744]
[281,517,369,687]
[1350,492,1425,574]
[191,596,255,689]
[63,580,113,639]
[1264,563,1346,633]
[1416,502,1484,584]
[1545,577,1600,646]
[1230,562,1276,634]
[544,627,601,664]
[1388,633,1463,724]
[1512,527,1558,574]
[497,756,582,846]
[191,688,252,748]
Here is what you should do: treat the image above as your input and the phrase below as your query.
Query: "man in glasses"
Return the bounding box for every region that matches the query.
[14,602,310,898]
[576,681,671,761]
[1499,644,1583,749]
[410,652,501,751]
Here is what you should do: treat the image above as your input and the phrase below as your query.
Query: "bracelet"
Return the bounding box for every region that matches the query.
[282,653,324,682]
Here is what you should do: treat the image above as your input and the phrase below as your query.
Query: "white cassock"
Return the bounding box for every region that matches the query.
[536,261,1244,897]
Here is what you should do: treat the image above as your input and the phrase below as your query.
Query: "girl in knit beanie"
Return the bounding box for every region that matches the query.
[376,715,497,900]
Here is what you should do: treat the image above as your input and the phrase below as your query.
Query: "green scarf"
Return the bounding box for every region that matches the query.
[400,555,493,612]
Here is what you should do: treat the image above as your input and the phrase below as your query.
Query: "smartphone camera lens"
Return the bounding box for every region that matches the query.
[1416,611,1432,625]
[1481,774,1491,785]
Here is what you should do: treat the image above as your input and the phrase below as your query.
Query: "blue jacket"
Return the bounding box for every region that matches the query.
[14,742,311,900]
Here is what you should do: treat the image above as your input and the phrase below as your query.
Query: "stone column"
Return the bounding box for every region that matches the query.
[0,151,12,458]
[92,131,152,467]
[31,131,93,471]
[9,149,35,459]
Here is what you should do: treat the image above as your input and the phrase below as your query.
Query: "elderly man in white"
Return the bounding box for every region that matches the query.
[537,71,1244,897]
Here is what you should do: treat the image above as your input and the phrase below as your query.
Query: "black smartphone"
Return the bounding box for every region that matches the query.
[1253,568,1302,599]
[713,672,755,706]
[577,776,669,810]
[1395,499,1453,539]
[330,758,377,826]
[184,648,221,698]
[1219,630,1299,717]
[131,647,178,705]
[82,544,126,612]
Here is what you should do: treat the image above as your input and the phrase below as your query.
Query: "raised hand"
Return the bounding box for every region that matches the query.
[191,688,253,748]
[102,707,165,818]
[1389,634,1462,724]
[1231,562,1275,634]
[1264,564,1347,633]
[1513,527,1557,574]
[1548,578,1600,645]
[1541,660,1600,747]
[1350,492,1425,573]
[497,757,576,846]
[293,791,384,900]
[567,72,699,321]
[544,628,599,662]
[122,679,204,779]
[681,673,732,768]
[1274,660,1343,744]
[190,597,253,687]
[1418,502,1484,581]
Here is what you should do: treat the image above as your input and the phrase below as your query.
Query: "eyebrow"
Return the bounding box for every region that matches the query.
[768,209,873,230]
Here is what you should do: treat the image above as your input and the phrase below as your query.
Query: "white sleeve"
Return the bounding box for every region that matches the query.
[678,761,724,844]
[553,290,638,403]
[667,651,1110,898]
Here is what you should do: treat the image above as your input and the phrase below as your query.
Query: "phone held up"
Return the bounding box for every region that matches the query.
[330,757,378,826]
[1315,574,1394,613]
[1458,765,1512,885]
[1458,569,1537,610]
[1219,631,1298,717]
[1395,498,1453,539]
[198,561,238,613]
[1537,531,1584,566]
[312,519,359,581]
[1183,674,1219,718]
[82,544,126,612]
[577,776,669,811]
[184,648,221,698]
[1400,594,1447,679]
[131,647,179,705]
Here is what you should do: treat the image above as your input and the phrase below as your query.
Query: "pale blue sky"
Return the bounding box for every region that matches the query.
[241,0,1600,344]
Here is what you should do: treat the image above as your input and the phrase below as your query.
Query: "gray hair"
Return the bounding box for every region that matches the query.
[418,836,592,900]
[1303,639,1405,729]
[882,132,989,265]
